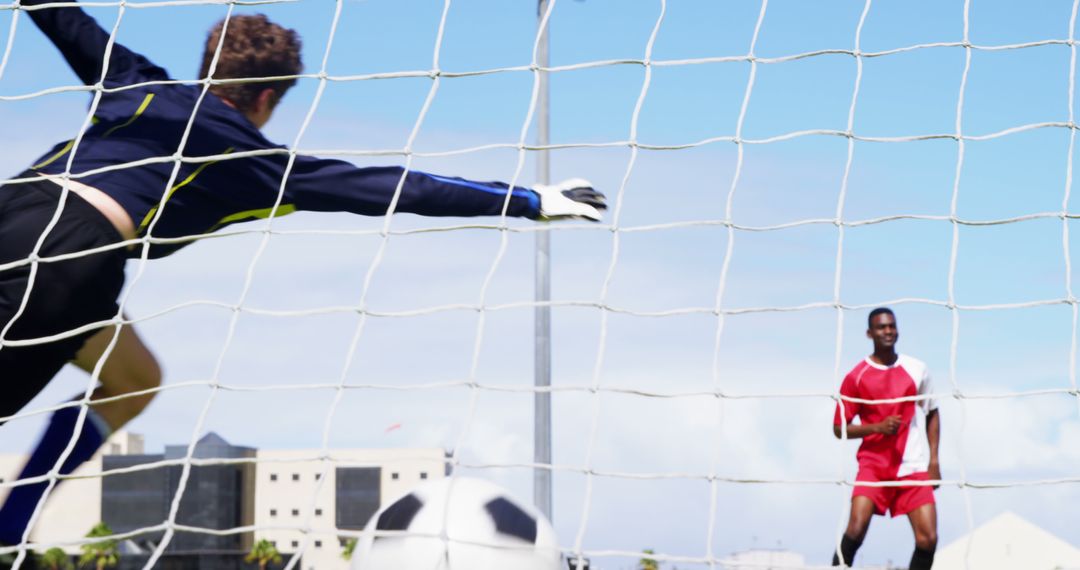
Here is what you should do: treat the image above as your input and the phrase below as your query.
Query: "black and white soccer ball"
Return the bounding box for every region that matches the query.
[351,477,561,570]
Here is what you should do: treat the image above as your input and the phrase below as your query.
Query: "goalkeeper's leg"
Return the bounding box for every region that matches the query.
[72,322,161,430]
[0,324,160,545]
[0,178,153,545]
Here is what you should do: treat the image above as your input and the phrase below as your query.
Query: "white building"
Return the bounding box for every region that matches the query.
[253,447,447,570]
[934,511,1080,570]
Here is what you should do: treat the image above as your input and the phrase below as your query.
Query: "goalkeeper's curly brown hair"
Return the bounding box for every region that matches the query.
[199,14,302,114]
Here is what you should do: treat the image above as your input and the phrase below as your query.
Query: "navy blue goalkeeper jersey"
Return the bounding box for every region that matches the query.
[20,1,541,258]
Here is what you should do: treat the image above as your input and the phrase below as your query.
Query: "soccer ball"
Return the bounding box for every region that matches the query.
[351,477,561,570]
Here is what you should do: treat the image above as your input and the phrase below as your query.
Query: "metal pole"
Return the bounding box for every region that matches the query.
[534,0,553,521]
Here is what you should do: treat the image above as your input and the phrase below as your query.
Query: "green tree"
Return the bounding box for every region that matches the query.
[638,548,659,570]
[40,547,74,570]
[77,523,118,570]
[340,537,358,561]
[245,539,282,570]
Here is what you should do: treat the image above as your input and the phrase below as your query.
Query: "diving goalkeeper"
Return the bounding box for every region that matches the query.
[0,1,605,550]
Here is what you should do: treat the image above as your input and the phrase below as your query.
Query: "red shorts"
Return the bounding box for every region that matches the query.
[853,469,935,517]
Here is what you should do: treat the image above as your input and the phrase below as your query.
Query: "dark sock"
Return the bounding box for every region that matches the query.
[0,404,109,544]
[831,534,862,566]
[909,546,935,570]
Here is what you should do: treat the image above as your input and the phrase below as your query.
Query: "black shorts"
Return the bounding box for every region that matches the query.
[0,173,127,423]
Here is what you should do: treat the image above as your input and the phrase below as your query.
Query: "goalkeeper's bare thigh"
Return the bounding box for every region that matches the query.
[0,175,126,424]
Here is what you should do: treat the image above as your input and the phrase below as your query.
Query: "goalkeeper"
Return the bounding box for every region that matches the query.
[0,0,605,549]
[830,308,940,570]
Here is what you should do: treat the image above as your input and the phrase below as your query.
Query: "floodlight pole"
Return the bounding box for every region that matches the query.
[534,0,553,521]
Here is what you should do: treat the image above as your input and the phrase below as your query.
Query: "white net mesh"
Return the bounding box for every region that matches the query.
[3,0,1080,568]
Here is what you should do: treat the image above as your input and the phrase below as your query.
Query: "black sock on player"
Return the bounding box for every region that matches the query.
[831,533,862,567]
[909,546,935,570]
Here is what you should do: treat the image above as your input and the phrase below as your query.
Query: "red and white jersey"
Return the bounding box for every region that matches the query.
[833,354,938,478]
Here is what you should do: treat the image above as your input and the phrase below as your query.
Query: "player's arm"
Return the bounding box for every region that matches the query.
[920,366,941,486]
[926,408,941,487]
[22,0,166,85]
[283,159,606,221]
[832,416,902,439]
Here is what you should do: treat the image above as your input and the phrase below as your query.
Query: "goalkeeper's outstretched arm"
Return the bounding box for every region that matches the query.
[22,0,168,85]
[279,160,606,223]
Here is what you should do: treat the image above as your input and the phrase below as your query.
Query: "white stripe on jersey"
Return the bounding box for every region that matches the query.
[897,354,936,477]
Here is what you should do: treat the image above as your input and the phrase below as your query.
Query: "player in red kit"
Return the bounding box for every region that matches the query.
[830,308,940,570]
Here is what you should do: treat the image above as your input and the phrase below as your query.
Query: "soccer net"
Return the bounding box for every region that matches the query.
[2,0,1079,569]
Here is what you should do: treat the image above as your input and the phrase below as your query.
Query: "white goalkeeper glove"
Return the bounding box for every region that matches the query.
[533,178,607,222]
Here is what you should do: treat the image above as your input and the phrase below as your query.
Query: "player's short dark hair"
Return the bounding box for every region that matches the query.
[867,307,895,329]
[199,14,302,115]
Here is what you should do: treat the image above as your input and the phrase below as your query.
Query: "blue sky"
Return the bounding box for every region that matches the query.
[4,0,1080,567]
